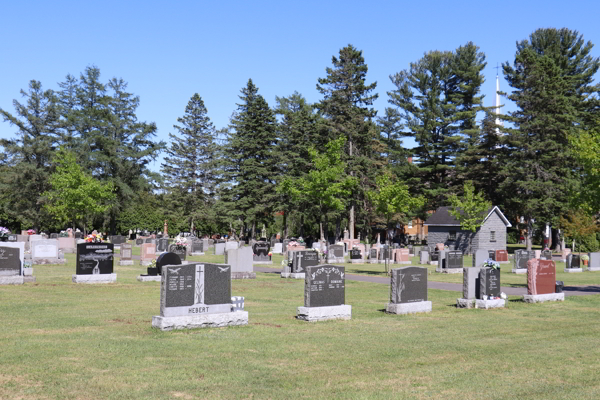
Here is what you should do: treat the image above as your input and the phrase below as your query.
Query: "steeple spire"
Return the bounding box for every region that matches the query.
[493,64,503,134]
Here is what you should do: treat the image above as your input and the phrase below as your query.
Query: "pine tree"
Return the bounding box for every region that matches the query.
[161,93,218,234]
[223,79,279,239]
[388,42,486,211]
[499,28,600,250]
[316,44,381,241]
[0,80,61,230]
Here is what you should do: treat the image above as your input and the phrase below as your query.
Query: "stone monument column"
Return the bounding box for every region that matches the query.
[164,220,168,236]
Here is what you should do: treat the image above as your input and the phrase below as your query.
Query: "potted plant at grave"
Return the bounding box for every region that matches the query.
[27,229,36,235]
[482,259,500,270]
[581,254,589,266]
[0,227,10,242]
[59,230,69,237]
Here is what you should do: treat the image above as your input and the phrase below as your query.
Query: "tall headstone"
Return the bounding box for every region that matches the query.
[473,249,489,268]
[214,242,226,256]
[386,266,431,314]
[225,247,255,279]
[513,250,535,273]
[168,244,187,261]
[479,267,501,299]
[369,247,379,264]
[152,263,248,330]
[190,239,204,255]
[119,243,134,266]
[140,243,156,267]
[588,252,600,271]
[420,250,429,265]
[297,265,351,322]
[156,238,169,253]
[462,267,482,300]
[524,259,563,303]
[73,242,116,283]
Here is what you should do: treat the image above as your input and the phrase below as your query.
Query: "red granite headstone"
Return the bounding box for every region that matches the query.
[436,243,445,251]
[527,259,556,295]
[496,250,508,262]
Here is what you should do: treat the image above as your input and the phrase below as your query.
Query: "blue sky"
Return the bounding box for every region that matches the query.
[1,1,599,171]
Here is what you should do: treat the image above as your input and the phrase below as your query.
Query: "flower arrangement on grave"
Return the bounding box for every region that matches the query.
[297,237,305,244]
[0,227,10,238]
[288,241,299,247]
[174,236,187,250]
[85,233,103,243]
[148,259,157,269]
[27,229,36,235]
[59,230,69,237]
[581,254,589,261]
[482,259,500,270]
[268,252,272,257]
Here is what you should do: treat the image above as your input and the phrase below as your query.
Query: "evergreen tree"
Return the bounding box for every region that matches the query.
[388,42,486,211]
[499,28,599,250]
[0,80,61,230]
[161,93,218,234]
[316,44,381,241]
[223,79,279,239]
[377,107,410,175]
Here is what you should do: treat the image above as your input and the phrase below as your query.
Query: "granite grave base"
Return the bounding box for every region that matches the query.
[564,268,583,273]
[587,266,600,272]
[0,276,25,285]
[369,259,379,264]
[296,305,352,322]
[349,259,365,264]
[231,272,256,279]
[456,298,476,308]
[190,252,205,256]
[327,258,345,264]
[252,260,273,265]
[33,258,67,265]
[511,268,528,274]
[152,310,249,331]
[140,260,154,266]
[439,268,463,274]
[428,261,437,265]
[23,268,33,276]
[281,272,305,279]
[523,293,564,303]
[475,299,505,309]
[137,275,162,282]
[385,301,432,315]
[119,260,134,266]
[23,276,36,283]
[72,274,117,284]
[394,261,411,265]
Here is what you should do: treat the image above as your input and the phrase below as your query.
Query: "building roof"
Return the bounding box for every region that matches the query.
[424,206,512,228]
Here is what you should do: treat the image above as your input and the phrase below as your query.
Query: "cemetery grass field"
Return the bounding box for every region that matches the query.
[2,253,600,399]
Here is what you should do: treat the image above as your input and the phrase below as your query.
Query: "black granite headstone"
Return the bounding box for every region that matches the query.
[516,250,535,269]
[111,235,127,245]
[156,238,169,253]
[488,250,496,261]
[253,242,270,256]
[156,252,181,275]
[390,266,428,304]
[378,246,391,260]
[292,250,319,273]
[74,232,83,239]
[50,233,58,239]
[479,267,501,299]
[76,243,114,275]
[7,234,17,242]
[192,240,203,253]
[350,249,362,260]
[0,246,21,276]
[304,265,345,307]
[145,238,154,244]
[369,248,377,259]
[135,238,144,246]
[555,281,564,293]
[569,254,581,269]
[447,251,463,269]
[541,250,553,260]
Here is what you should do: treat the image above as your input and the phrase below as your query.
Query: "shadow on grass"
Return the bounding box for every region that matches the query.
[350,269,387,276]
[564,285,600,293]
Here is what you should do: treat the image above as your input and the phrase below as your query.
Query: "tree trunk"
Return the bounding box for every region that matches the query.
[349,136,355,241]
[526,218,533,251]
[283,210,288,239]
[299,214,304,238]
[335,216,341,242]
[251,221,256,240]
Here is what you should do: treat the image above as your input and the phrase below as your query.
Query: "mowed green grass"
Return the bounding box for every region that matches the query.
[2,250,599,399]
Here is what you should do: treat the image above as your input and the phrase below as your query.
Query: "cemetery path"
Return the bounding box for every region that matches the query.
[251,266,599,297]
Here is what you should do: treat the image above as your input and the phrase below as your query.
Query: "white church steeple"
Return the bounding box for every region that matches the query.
[494,65,503,134]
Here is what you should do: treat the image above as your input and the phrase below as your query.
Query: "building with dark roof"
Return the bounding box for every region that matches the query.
[424,206,511,254]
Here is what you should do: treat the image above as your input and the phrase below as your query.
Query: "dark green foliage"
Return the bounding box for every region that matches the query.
[222,79,279,238]
[316,44,382,239]
[161,93,218,233]
[498,28,599,248]
[388,42,486,211]
[0,80,61,230]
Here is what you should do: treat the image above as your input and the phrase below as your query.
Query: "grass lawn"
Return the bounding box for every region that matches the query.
[1,251,600,399]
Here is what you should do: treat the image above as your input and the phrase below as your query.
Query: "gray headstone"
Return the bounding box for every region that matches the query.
[292,250,319,273]
[589,253,600,269]
[252,241,271,262]
[437,250,446,269]
[462,267,481,299]
[160,263,232,317]
[225,241,239,251]
[135,238,144,246]
[215,242,225,256]
[420,250,429,264]
[304,265,345,307]
[168,244,187,261]
[479,267,501,299]
[0,244,22,276]
[447,250,463,269]
[110,235,127,245]
[191,239,204,253]
[515,250,535,269]
[120,243,133,260]
[225,247,253,273]
[329,245,344,259]
[369,248,378,260]
[541,250,553,260]
[566,254,580,269]
[390,266,427,304]
[31,239,59,261]
[156,238,169,253]
[473,249,489,268]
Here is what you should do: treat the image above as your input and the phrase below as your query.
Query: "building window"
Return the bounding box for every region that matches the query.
[490,231,496,242]
[448,231,456,241]
[408,221,413,229]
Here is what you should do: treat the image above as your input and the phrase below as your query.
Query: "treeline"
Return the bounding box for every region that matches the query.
[1,28,598,250]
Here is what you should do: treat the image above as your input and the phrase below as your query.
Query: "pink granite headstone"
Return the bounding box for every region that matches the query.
[527,259,556,295]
